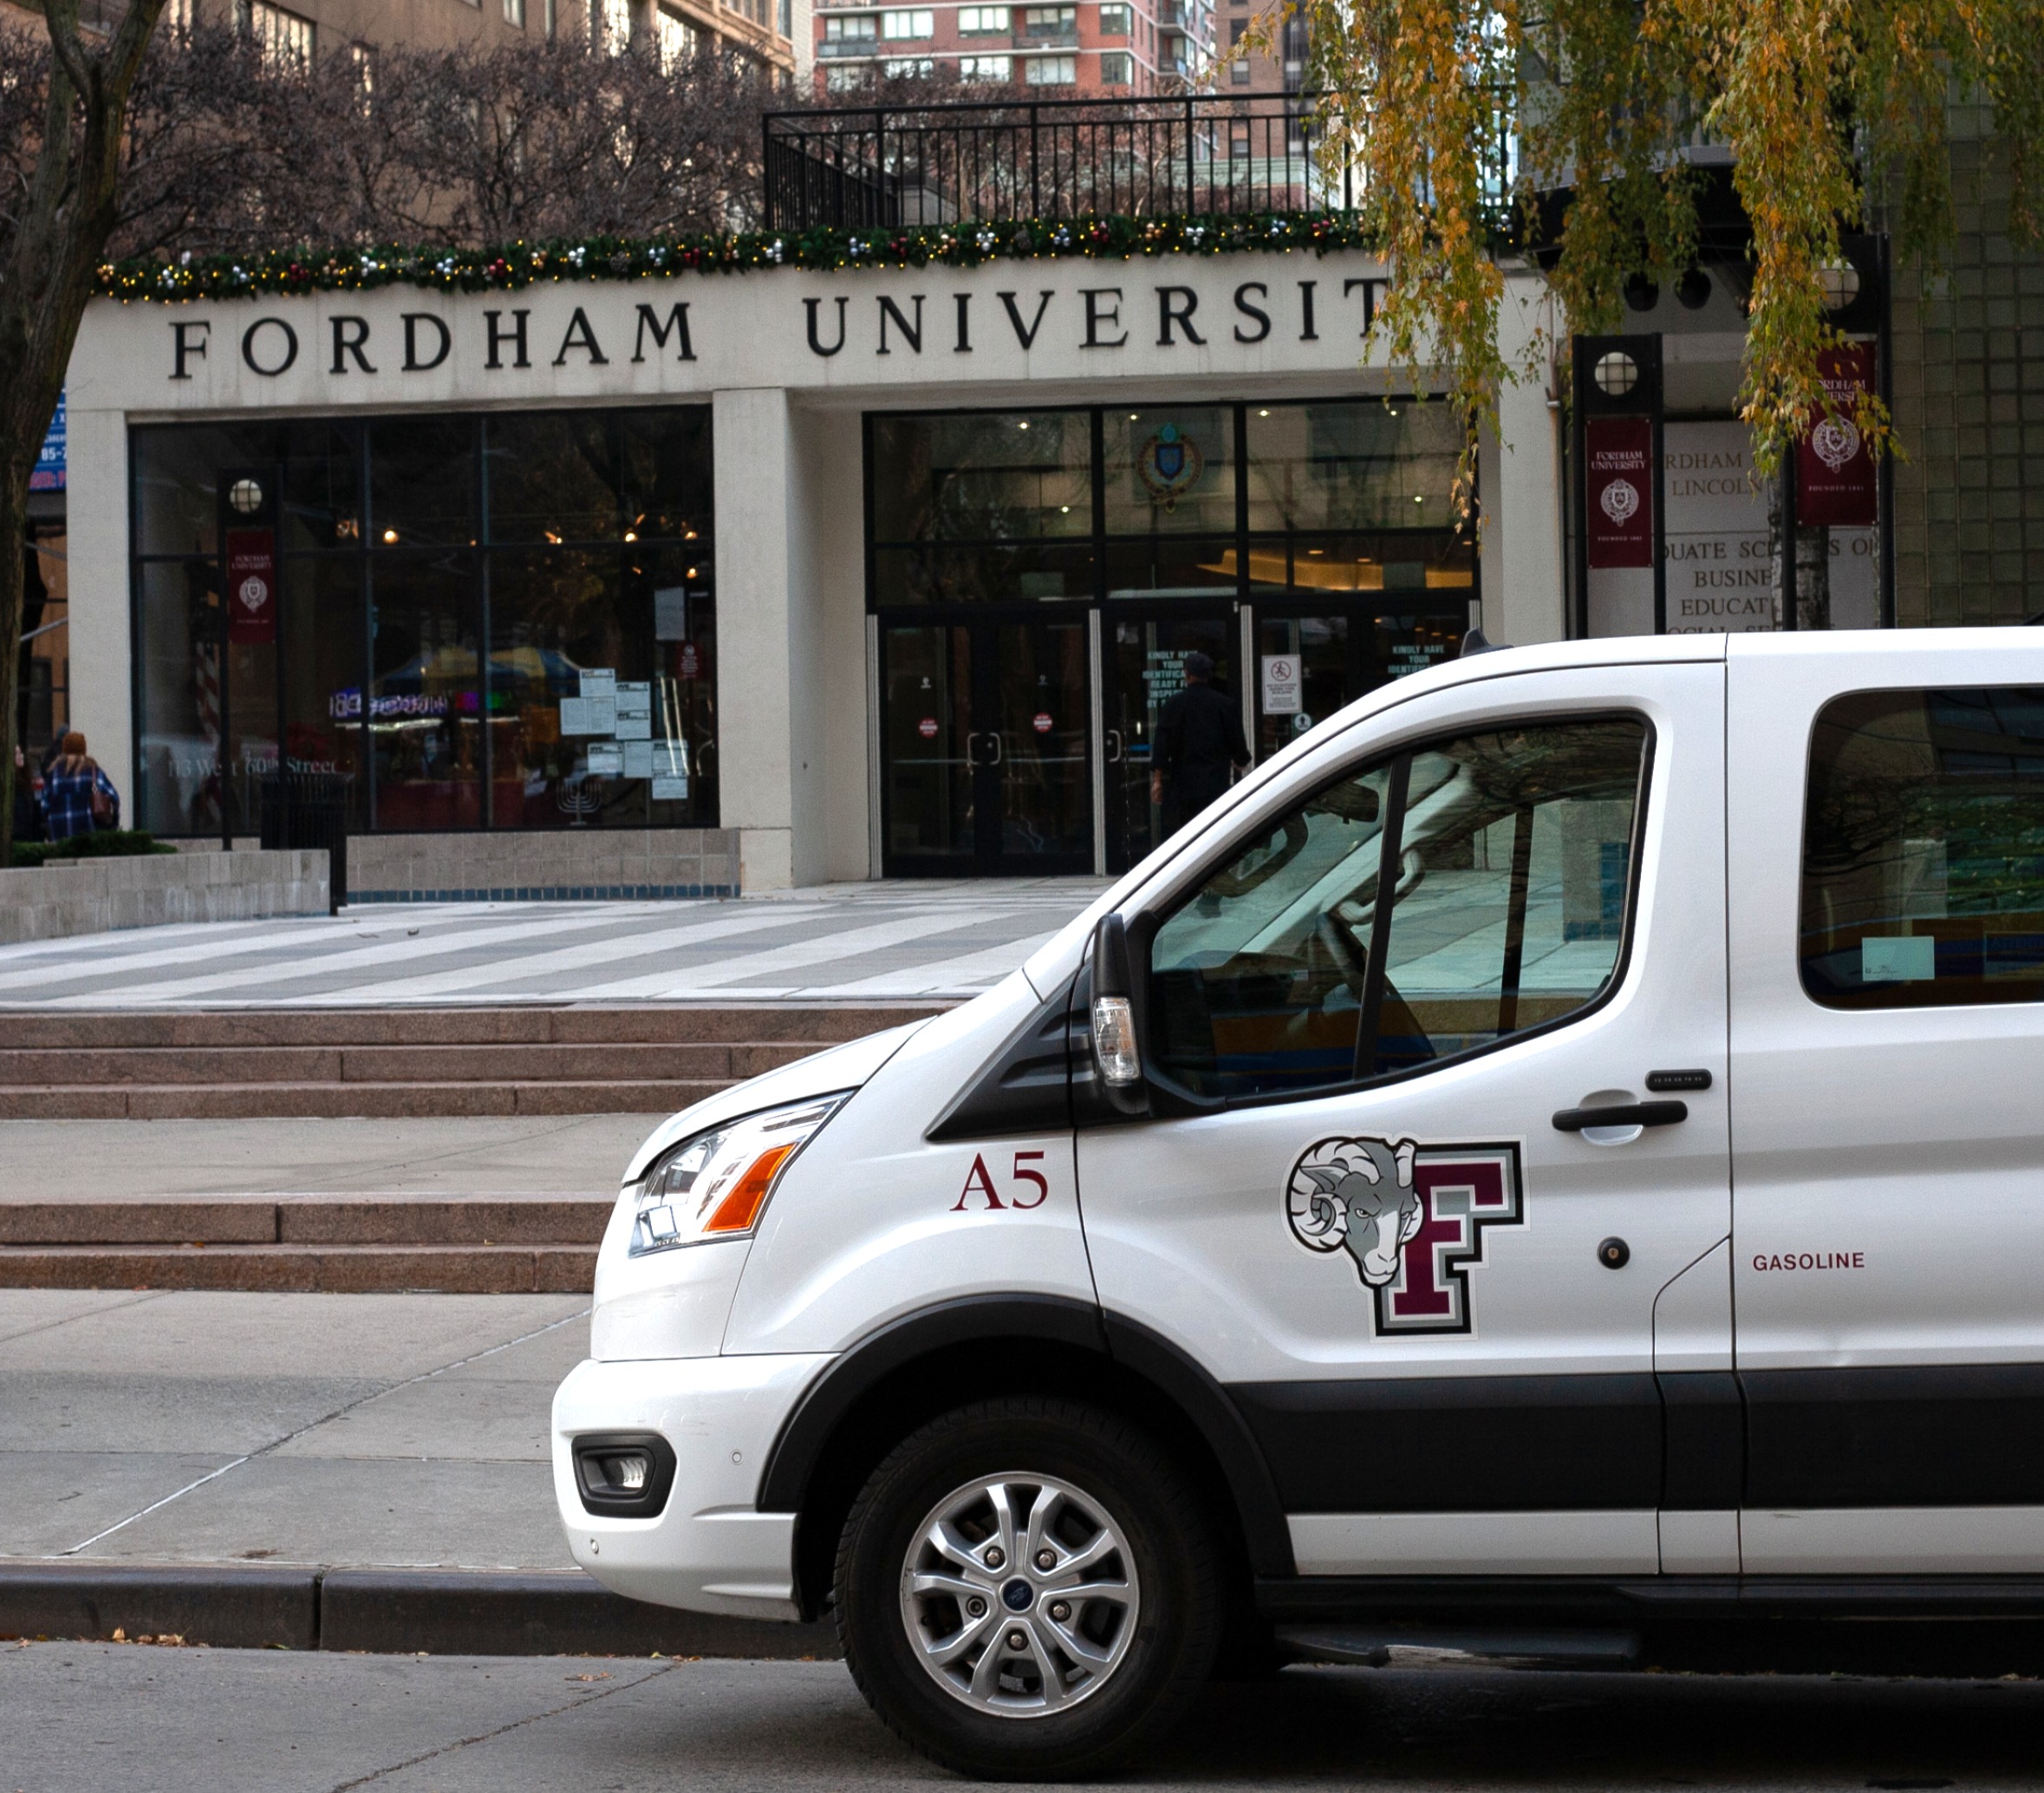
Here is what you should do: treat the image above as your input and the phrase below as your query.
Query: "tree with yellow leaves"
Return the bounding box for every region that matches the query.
[1274,0,2042,499]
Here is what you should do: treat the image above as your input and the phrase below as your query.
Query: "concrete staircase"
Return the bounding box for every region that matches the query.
[0,1194,614,1294]
[0,1001,951,1291]
[0,1004,947,1120]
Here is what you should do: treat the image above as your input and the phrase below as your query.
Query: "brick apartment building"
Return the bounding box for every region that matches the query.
[811,0,1219,95]
[115,0,800,84]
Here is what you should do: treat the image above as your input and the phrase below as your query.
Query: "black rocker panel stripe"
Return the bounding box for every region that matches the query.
[1744,1364,2044,1509]
[1231,1372,1663,1513]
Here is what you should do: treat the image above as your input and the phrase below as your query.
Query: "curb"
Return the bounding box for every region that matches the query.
[0,1564,841,1659]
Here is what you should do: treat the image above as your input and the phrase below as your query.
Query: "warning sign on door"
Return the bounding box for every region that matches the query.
[1260,655,1301,715]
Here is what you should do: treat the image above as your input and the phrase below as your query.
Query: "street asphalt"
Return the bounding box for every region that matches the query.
[6,1646,2041,1791]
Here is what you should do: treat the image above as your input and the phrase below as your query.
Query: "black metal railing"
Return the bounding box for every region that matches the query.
[762,94,1355,230]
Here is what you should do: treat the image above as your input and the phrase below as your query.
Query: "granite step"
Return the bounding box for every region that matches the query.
[0,1040,815,1086]
[0,1192,615,1293]
[0,1242,597,1294]
[0,1004,945,1050]
[0,1079,728,1120]
[0,1194,615,1247]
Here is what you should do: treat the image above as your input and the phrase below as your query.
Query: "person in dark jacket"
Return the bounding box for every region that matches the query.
[1150,650,1250,837]
[11,743,45,844]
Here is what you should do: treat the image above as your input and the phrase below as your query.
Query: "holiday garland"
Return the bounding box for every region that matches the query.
[96,211,1380,303]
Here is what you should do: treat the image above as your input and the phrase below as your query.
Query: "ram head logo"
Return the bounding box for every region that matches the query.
[1286,1136,1422,1288]
[1285,1134,1526,1335]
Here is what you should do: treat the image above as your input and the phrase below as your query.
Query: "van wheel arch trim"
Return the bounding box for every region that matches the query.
[755,1294,1295,1590]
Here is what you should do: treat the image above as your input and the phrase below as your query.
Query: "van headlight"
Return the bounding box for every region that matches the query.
[626,1092,850,1258]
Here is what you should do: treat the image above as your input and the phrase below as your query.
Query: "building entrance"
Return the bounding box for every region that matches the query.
[880,617,1093,877]
[868,398,1477,878]
[1103,608,1239,875]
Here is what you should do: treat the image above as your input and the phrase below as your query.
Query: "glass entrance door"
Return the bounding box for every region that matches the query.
[882,618,1092,876]
[1103,610,1240,874]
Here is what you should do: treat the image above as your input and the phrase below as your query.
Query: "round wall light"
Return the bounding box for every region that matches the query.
[1593,349,1640,398]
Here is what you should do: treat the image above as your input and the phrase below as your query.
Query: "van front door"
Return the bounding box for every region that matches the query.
[1077,660,1734,1575]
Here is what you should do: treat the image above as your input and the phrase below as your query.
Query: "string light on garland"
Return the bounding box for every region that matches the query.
[95,212,1383,303]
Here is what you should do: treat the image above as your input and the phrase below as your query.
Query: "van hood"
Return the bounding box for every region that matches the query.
[619,1019,932,1185]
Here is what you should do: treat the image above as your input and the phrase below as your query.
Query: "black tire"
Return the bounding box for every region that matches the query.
[835,1396,1221,1781]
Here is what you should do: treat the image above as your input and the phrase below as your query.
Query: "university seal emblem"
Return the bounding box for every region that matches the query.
[1285,1135,1524,1335]
[1136,423,1204,511]
[1598,478,1640,525]
[1811,414,1861,473]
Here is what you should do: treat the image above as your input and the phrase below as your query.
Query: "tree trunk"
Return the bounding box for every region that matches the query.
[0,0,169,868]
[0,460,25,864]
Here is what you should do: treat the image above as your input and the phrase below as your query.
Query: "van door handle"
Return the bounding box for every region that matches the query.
[1553,1100,1689,1132]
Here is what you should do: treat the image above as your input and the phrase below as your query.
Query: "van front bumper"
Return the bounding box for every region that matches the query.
[551,1352,830,1621]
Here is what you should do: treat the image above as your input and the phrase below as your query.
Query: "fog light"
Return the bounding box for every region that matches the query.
[573,1432,676,1516]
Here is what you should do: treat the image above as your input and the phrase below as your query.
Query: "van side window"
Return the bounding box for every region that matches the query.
[1802,687,2044,1008]
[1149,719,1649,1100]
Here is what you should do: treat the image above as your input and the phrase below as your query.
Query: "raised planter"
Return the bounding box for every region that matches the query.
[0,848,328,945]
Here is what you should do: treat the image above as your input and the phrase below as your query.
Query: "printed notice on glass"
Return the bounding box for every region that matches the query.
[1260,655,1302,715]
[652,773,689,801]
[623,741,655,779]
[614,681,653,741]
[585,743,625,777]
[579,668,618,698]
[654,589,688,641]
[559,695,615,736]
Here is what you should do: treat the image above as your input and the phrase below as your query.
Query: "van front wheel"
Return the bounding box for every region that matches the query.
[835,1397,1221,1781]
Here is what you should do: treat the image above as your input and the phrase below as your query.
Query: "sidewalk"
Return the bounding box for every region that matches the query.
[0,1284,837,1653]
[0,879,1103,1009]
[2,1288,584,1570]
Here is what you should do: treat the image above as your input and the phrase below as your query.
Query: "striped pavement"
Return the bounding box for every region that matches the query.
[0,878,1108,1010]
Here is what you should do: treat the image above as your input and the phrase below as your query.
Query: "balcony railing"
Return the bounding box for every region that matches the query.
[763,94,1353,229]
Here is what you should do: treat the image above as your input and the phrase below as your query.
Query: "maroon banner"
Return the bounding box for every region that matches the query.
[1796,343,1878,527]
[1586,416,1654,568]
[225,529,277,645]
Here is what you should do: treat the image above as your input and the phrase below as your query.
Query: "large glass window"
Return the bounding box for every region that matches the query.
[867,401,1474,626]
[1246,401,1462,532]
[870,411,1090,544]
[129,406,715,835]
[1802,687,2044,1008]
[1149,718,1648,1101]
[1103,407,1234,536]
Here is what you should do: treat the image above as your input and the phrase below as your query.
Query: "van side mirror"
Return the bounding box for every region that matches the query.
[1090,913,1149,1116]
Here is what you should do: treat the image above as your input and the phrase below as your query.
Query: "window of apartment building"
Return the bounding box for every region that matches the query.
[1021,4,1075,32]
[658,5,700,63]
[163,0,196,31]
[883,54,935,72]
[882,7,934,36]
[825,62,865,87]
[504,0,524,23]
[824,13,878,39]
[959,4,1010,30]
[249,1,314,67]
[1097,3,1129,31]
[960,52,1012,76]
[1100,48,1131,80]
[598,0,630,50]
[1025,51,1075,79]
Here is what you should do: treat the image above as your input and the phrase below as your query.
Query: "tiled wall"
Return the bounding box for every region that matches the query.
[347,830,742,903]
[1888,107,2044,626]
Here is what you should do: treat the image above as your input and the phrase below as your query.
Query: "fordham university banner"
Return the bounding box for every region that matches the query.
[1795,343,1878,529]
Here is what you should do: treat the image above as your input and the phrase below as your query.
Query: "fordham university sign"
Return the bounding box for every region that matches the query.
[161,274,1395,385]
[93,251,1398,410]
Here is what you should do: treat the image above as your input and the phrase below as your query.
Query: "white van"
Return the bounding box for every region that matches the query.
[554,629,2044,1777]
